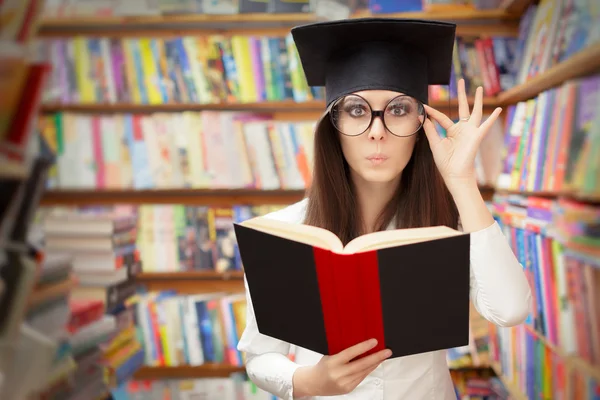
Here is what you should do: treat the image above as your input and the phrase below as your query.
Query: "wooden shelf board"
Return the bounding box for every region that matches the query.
[40,97,501,114]
[491,362,528,400]
[40,188,497,206]
[40,100,326,114]
[38,23,519,38]
[0,160,28,180]
[40,187,497,206]
[39,9,519,32]
[40,188,306,206]
[136,271,245,294]
[133,364,245,380]
[498,43,600,105]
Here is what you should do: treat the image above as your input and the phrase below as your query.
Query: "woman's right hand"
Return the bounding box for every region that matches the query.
[292,339,392,397]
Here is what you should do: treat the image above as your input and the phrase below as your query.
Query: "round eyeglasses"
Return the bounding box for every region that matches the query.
[329,94,426,137]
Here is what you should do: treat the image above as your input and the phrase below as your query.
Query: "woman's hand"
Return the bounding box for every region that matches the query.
[422,79,502,194]
[292,339,392,397]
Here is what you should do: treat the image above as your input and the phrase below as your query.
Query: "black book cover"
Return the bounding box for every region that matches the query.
[234,223,471,359]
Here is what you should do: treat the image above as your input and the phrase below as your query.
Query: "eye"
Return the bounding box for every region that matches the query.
[343,104,369,117]
[388,105,407,116]
[387,100,413,117]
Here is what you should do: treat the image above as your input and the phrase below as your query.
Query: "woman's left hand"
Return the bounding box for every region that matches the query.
[422,78,502,193]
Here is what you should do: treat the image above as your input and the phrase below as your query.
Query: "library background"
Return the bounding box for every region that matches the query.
[0,0,599,399]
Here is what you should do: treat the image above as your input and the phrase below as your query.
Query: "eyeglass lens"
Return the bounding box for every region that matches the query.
[330,95,425,137]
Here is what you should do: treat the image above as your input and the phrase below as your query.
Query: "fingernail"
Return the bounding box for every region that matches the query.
[384,350,392,357]
[370,339,378,347]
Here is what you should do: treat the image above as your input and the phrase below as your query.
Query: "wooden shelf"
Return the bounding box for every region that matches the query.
[136,271,245,294]
[133,364,245,380]
[40,188,497,206]
[39,9,521,33]
[38,24,519,39]
[40,188,306,206]
[498,43,600,105]
[0,160,28,180]
[491,362,528,400]
[40,97,502,114]
[40,100,326,114]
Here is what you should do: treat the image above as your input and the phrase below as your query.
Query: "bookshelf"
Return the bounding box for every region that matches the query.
[37,32,503,378]
[30,0,600,395]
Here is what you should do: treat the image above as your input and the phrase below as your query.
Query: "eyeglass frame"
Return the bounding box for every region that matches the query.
[325,93,428,138]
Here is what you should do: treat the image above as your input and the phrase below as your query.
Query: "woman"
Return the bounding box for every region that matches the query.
[237,18,531,399]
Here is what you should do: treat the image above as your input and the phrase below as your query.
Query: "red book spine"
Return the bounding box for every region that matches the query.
[312,248,385,357]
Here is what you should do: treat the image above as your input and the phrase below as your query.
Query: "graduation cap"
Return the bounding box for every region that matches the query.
[291,18,456,106]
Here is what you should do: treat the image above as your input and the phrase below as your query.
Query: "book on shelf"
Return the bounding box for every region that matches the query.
[489,194,600,398]
[37,112,316,191]
[496,73,600,198]
[234,216,472,359]
[39,33,322,106]
[38,30,520,107]
[135,291,247,368]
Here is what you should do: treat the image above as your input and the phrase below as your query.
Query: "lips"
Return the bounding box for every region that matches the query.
[366,154,388,165]
[366,154,389,161]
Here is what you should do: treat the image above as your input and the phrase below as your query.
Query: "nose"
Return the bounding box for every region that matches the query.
[368,114,386,141]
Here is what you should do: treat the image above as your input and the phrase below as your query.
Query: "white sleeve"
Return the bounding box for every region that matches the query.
[237,275,304,400]
[468,220,532,327]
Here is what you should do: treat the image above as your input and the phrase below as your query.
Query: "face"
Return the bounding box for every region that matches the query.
[334,90,421,186]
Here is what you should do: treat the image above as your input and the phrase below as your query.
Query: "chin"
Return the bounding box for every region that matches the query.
[357,168,402,184]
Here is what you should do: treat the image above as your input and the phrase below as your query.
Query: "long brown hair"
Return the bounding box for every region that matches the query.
[304,114,459,246]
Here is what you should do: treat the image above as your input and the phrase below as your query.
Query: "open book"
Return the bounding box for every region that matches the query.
[234,217,472,360]
[240,216,464,254]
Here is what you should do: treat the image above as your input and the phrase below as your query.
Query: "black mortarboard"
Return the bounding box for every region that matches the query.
[291,18,456,106]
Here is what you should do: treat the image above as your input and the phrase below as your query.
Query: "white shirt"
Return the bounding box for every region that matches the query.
[237,199,531,400]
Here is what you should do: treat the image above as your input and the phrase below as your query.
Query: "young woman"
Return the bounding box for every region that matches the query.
[237,18,531,399]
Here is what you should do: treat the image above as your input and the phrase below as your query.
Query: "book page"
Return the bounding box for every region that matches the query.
[241,217,344,252]
[342,225,462,254]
